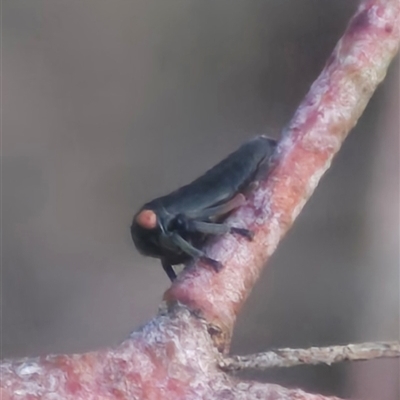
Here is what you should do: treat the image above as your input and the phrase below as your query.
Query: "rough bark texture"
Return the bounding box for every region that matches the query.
[220,341,400,371]
[1,307,343,400]
[1,0,399,399]
[165,0,400,342]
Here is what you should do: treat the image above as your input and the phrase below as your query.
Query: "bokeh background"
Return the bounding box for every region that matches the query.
[2,1,399,398]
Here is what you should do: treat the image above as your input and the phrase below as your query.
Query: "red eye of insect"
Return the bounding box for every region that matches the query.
[136,209,157,229]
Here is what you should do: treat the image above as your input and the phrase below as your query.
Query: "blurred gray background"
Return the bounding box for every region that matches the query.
[1,1,399,398]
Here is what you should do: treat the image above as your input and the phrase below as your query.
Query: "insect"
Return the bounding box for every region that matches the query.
[131,135,277,281]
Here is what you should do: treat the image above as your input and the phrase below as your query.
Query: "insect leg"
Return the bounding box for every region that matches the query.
[161,258,177,281]
[170,233,223,272]
[185,193,246,220]
[187,220,253,240]
[230,227,254,240]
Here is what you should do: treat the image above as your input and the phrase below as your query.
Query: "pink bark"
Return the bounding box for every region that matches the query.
[1,308,342,399]
[165,0,400,339]
[2,0,399,399]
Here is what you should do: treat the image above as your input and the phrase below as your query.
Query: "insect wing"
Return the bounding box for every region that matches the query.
[145,136,277,216]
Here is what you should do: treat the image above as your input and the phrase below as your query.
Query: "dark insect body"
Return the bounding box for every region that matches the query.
[131,135,277,281]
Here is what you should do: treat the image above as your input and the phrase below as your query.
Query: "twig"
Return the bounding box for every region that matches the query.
[1,1,399,399]
[165,0,400,346]
[220,341,400,371]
